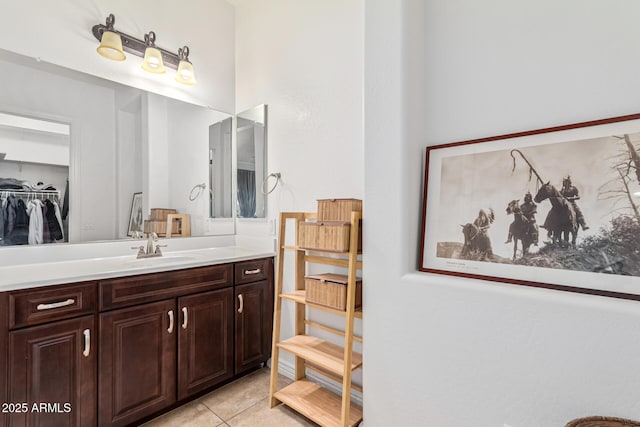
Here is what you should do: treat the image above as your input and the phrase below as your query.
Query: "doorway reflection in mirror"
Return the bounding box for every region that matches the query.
[236,105,267,218]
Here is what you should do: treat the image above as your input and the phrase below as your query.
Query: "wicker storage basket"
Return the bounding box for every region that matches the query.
[305,273,362,310]
[149,208,177,221]
[565,416,640,427]
[298,221,362,252]
[317,198,362,222]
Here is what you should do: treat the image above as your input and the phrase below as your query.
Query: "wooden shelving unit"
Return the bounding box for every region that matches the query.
[269,211,363,427]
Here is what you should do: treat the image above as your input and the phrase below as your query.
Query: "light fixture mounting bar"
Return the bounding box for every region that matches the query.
[92,24,180,69]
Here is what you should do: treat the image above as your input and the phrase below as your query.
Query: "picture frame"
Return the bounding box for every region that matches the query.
[419,113,640,301]
[127,192,143,237]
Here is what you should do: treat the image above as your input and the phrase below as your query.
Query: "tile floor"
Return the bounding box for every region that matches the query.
[142,368,318,427]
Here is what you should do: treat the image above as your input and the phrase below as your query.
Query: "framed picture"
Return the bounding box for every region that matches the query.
[419,113,640,301]
[127,192,143,237]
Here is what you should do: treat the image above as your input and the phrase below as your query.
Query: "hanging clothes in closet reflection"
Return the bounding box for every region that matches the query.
[1,185,65,246]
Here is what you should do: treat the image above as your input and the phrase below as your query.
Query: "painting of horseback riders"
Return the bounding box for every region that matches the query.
[420,114,640,300]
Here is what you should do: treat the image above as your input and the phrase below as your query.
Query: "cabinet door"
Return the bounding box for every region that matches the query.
[235,280,272,375]
[8,315,96,427]
[99,299,176,427]
[178,287,234,400]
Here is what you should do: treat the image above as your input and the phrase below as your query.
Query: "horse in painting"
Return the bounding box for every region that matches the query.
[534,182,578,246]
[460,222,493,261]
[505,199,535,260]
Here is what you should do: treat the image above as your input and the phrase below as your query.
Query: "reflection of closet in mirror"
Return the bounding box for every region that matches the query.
[0,112,69,245]
[209,117,233,218]
[236,105,267,218]
[0,48,235,244]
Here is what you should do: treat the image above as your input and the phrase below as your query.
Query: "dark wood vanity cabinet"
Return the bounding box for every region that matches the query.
[177,288,234,399]
[98,299,176,427]
[0,256,273,427]
[235,281,271,374]
[234,258,274,375]
[4,282,98,427]
[8,316,96,427]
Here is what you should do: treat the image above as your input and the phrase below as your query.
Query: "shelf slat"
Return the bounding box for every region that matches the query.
[305,255,363,269]
[277,335,362,375]
[274,379,363,427]
[305,362,364,393]
[281,291,362,319]
[305,320,363,343]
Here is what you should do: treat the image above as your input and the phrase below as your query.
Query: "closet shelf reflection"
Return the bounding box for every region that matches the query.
[0,189,61,201]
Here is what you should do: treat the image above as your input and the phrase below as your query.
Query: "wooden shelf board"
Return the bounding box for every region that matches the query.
[274,379,363,427]
[305,255,363,269]
[280,291,362,319]
[277,335,362,375]
[305,362,364,393]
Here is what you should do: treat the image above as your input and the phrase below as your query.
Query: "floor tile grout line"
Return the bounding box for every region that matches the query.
[220,396,269,423]
[200,398,225,421]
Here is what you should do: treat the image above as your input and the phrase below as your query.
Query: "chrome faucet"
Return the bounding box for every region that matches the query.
[131,232,167,259]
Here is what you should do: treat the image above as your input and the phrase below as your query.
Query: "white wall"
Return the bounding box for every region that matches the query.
[0,0,235,112]
[235,0,364,215]
[365,1,640,426]
[234,0,365,394]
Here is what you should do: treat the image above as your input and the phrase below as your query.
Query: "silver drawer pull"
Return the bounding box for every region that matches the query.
[82,329,90,357]
[238,294,244,313]
[168,310,174,333]
[182,307,188,329]
[36,298,75,311]
[244,268,261,275]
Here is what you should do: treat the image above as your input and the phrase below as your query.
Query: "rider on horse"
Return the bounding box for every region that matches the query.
[474,208,494,232]
[561,176,589,231]
[505,192,539,246]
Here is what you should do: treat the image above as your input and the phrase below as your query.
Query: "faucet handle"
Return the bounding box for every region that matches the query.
[131,246,145,257]
[154,244,167,255]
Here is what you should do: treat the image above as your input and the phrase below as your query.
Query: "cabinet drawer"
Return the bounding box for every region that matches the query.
[9,282,97,329]
[100,264,232,311]
[234,258,272,285]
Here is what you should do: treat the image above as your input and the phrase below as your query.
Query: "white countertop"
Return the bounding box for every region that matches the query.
[0,246,275,292]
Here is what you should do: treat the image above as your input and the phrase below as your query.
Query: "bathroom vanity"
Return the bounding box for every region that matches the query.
[0,249,274,427]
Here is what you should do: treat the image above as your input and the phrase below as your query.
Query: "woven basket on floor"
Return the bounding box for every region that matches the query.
[566,416,640,427]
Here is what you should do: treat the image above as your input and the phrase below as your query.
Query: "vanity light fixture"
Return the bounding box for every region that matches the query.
[92,14,196,85]
[96,14,125,61]
[141,32,166,74]
[175,47,196,85]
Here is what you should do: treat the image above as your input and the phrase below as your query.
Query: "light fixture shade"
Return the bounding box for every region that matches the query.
[141,47,166,74]
[97,31,125,61]
[175,60,196,85]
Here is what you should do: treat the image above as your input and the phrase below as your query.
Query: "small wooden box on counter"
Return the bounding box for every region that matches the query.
[149,208,177,220]
[297,221,362,252]
[305,273,362,311]
[317,198,362,221]
[143,220,179,236]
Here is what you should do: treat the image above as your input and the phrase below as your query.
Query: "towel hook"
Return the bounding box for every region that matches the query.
[261,172,281,195]
[189,183,206,201]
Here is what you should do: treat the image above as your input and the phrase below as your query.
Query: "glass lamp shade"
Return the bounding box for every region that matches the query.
[141,47,166,74]
[97,31,125,61]
[175,60,196,85]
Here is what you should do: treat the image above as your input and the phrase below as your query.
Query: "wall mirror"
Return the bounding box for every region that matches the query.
[209,117,233,218]
[236,104,267,218]
[0,48,234,247]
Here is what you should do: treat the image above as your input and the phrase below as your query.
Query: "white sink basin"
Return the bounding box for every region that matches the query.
[121,254,203,268]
